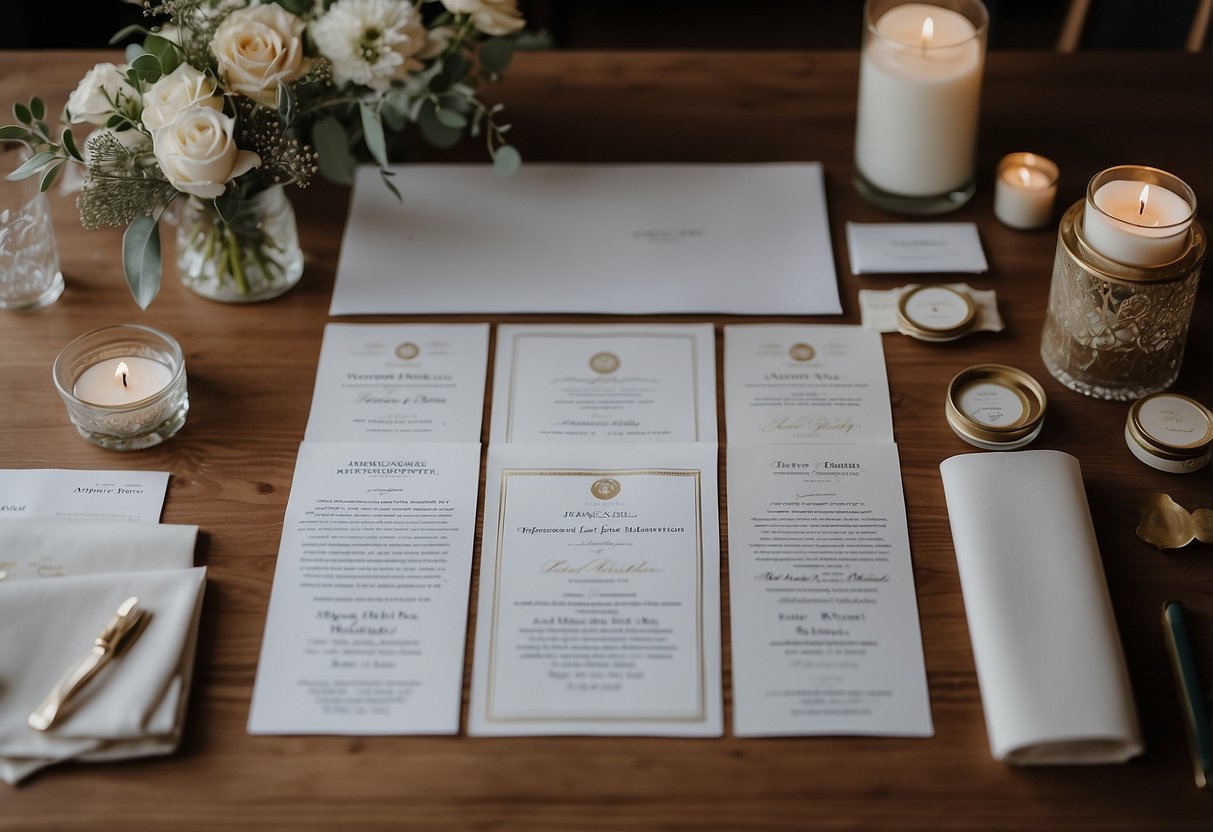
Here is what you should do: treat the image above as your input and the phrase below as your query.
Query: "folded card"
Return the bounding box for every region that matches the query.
[939,450,1142,764]
[847,222,988,274]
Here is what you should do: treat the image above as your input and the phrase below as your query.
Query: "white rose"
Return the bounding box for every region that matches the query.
[65,62,132,126]
[141,64,222,133]
[210,4,307,106]
[152,105,260,199]
[440,0,524,36]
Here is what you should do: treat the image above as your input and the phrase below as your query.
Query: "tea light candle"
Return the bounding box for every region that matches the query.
[855,1,987,204]
[994,152,1059,229]
[73,356,173,405]
[53,325,189,450]
[1082,166,1196,266]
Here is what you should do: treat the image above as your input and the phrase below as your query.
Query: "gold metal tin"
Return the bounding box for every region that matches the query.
[896,285,977,342]
[1125,392,1213,473]
[946,364,1048,450]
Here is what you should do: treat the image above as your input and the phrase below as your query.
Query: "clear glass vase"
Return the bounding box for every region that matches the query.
[176,185,303,302]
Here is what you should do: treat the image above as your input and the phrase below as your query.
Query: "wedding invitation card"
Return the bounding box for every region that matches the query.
[468,443,723,736]
[724,325,893,446]
[305,323,488,443]
[248,442,481,734]
[491,324,717,444]
[0,469,169,523]
[331,163,841,315]
[726,445,933,736]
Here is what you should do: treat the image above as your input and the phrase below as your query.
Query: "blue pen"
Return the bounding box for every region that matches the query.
[1162,601,1213,789]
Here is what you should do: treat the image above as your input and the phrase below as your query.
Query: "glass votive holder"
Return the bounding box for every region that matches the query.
[854,0,989,215]
[1,145,65,310]
[52,324,189,450]
[1040,201,1205,401]
[994,152,1059,230]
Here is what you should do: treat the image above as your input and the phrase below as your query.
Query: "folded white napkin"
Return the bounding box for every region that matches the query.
[940,450,1143,764]
[0,520,204,785]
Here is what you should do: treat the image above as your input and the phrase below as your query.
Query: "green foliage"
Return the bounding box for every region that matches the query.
[312,116,355,186]
[123,214,163,310]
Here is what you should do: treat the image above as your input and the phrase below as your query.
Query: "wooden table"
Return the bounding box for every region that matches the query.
[1,50,1210,831]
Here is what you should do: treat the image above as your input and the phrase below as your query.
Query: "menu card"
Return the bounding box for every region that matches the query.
[248,441,481,734]
[305,323,488,443]
[0,469,169,523]
[491,324,717,444]
[723,325,933,737]
[467,443,723,736]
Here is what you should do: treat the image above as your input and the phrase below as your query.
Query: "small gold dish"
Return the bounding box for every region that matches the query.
[896,285,977,342]
[1125,393,1213,474]
[946,364,1047,450]
[1137,494,1213,550]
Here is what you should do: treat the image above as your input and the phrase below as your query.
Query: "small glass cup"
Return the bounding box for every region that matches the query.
[0,146,65,310]
[53,325,189,450]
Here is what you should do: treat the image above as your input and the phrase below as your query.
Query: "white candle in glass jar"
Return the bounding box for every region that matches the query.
[1083,176,1194,266]
[73,356,173,406]
[855,2,986,197]
[994,152,1059,229]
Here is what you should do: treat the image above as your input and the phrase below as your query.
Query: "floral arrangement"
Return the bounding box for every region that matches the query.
[1,0,526,306]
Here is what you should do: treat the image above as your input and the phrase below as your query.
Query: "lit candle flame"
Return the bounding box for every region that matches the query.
[1018,167,1032,188]
[921,16,934,46]
[115,361,129,388]
[1138,184,1149,216]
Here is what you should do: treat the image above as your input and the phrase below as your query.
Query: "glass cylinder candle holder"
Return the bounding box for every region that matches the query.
[53,324,189,450]
[1040,200,1205,401]
[854,0,989,215]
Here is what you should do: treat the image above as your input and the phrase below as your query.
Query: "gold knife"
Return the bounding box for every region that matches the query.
[28,596,148,732]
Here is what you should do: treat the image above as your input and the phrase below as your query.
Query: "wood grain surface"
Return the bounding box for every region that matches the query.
[0,49,1210,831]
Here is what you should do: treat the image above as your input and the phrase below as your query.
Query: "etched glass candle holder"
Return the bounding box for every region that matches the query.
[53,325,189,450]
[1040,192,1205,401]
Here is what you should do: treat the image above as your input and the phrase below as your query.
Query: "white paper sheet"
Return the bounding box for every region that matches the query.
[724,325,893,446]
[0,469,169,523]
[248,442,481,735]
[727,444,933,737]
[939,450,1142,764]
[468,443,722,736]
[331,163,841,315]
[491,324,717,444]
[305,323,489,442]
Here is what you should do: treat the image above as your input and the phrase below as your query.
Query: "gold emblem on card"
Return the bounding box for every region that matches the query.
[395,342,421,360]
[589,352,620,374]
[789,343,816,362]
[590,478,622,500]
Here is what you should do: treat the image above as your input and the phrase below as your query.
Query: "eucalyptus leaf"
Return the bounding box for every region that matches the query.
[215,188,241,223]
[130,53,163,85]
[29,97,45,121]
[122,214,162,309]
[13,103,31,125]
[430,51,469,93]
[418,101,462,149]
[479,38,515,75]
[106,114,126,129]
[434,107,467,130]
[312,116,356,186]
[0,125,31,143]
[6,150,57,181]
[275,0,312,14]
[144,35,180,75]
[125,44,143,64]
[62,128,82,161]
[493,144,522,177]
[359,102,389,168]
[39,161,63,193]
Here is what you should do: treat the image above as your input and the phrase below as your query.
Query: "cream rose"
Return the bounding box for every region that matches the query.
[152,105,260,199]
[440,0,525,36]
[210,4,307,106]
[66,62,132,126]
[141,64,222,133]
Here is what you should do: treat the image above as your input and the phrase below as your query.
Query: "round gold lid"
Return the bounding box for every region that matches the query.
[1126,392,1213,461]
[897,285,977,342]
[946,364,1048,449]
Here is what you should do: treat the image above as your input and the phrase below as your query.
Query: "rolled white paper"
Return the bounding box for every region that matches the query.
[939,450,1142,764]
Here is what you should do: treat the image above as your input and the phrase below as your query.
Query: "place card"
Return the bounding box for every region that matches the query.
[0,469,169,523]
[248,441,481,735]
[724,325,893,446]
[468,443,723,736]
[305,323,489,443]
[727,444,933,737]
[490,324,717,444]
[846,222,989,274]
